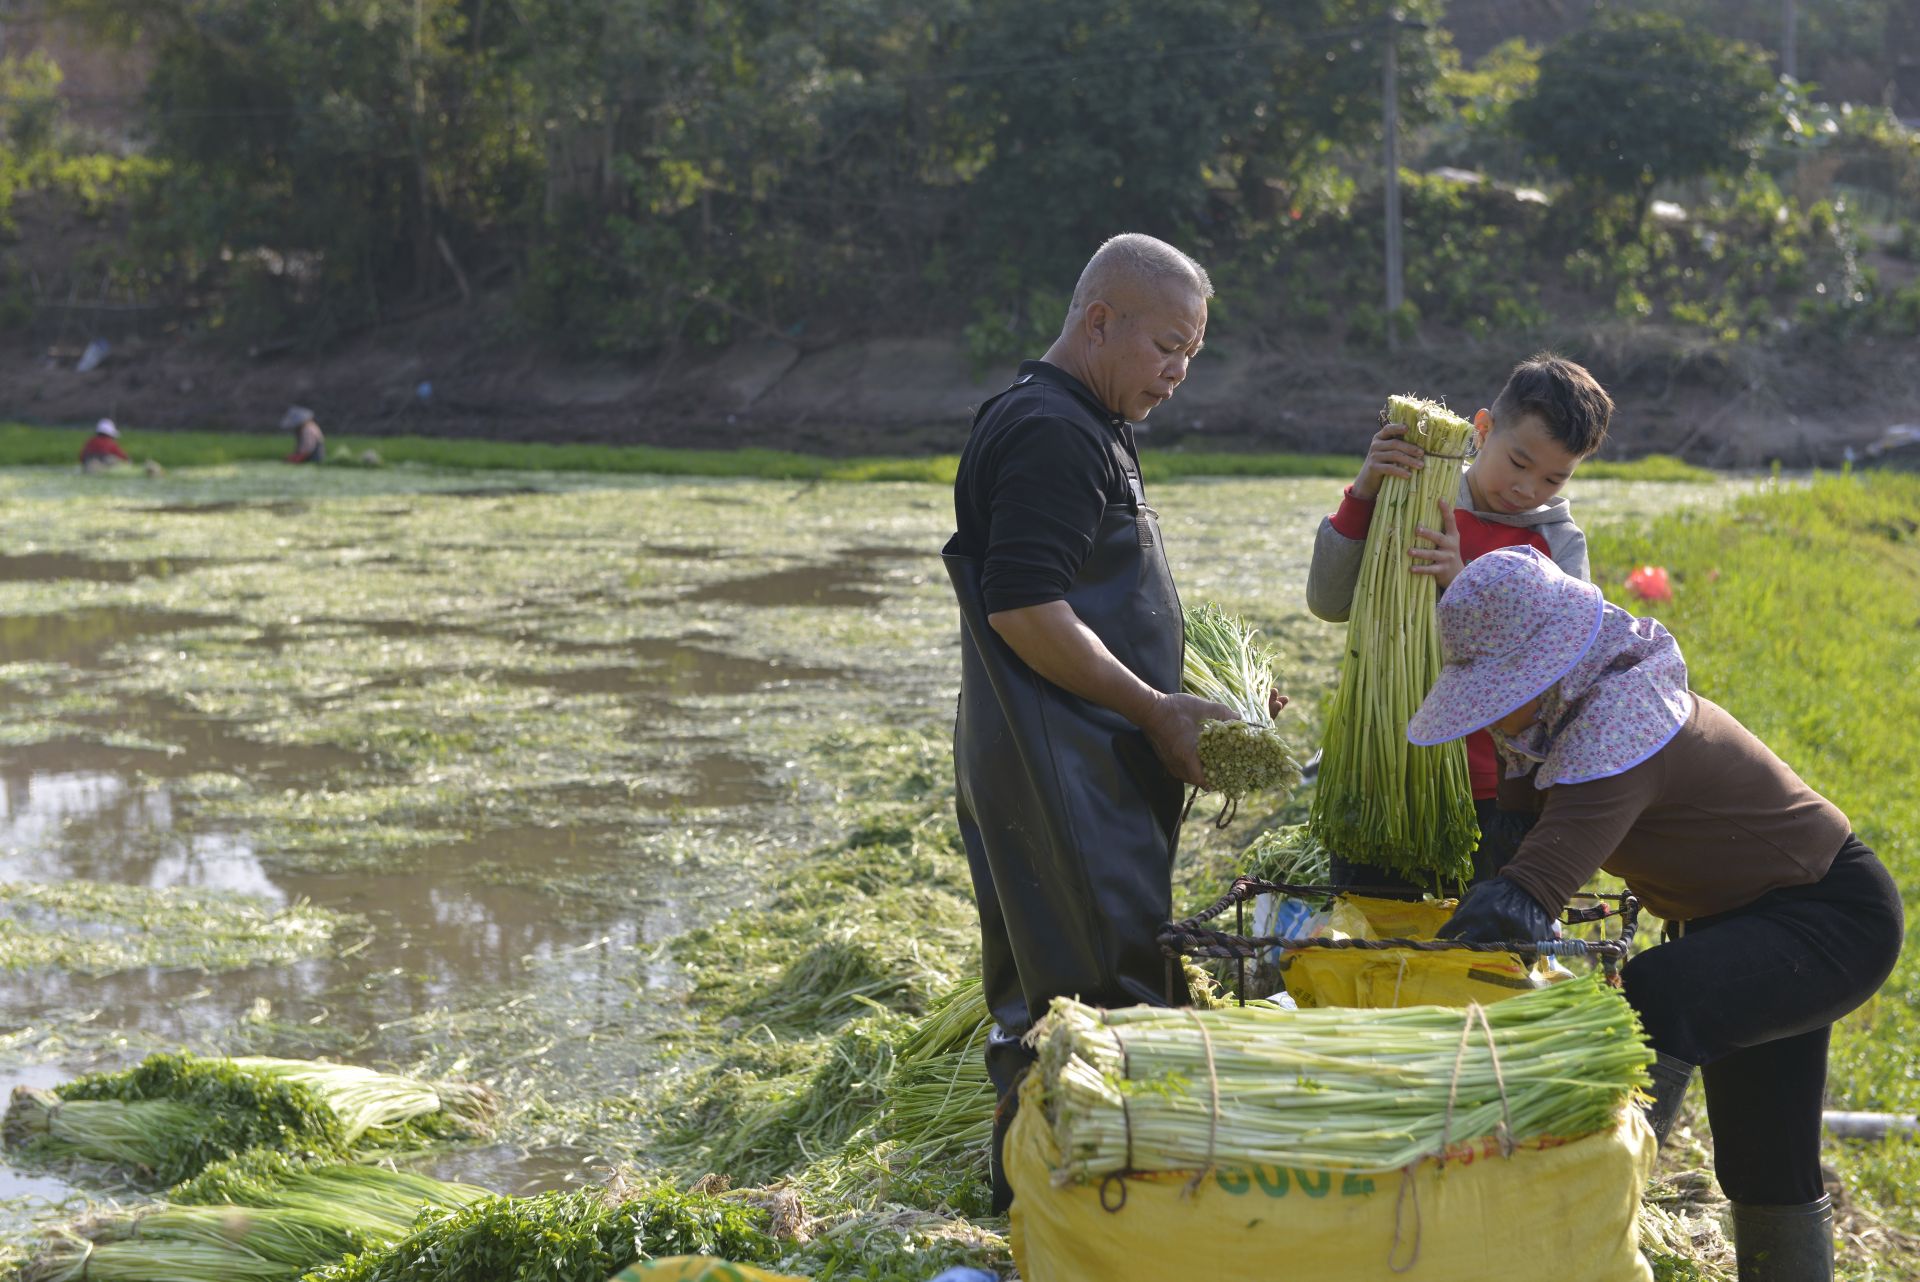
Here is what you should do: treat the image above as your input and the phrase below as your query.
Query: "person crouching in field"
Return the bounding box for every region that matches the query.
[79,418,130,471]
[283,405,326,464]
[1414,547,1902,1282]
[1307,354,1612,887]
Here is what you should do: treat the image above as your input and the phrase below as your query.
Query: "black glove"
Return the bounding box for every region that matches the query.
[1435,877,1557,945]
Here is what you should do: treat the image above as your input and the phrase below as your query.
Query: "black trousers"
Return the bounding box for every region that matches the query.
[1622,835,1904,1205]
[1328,798,1537,892]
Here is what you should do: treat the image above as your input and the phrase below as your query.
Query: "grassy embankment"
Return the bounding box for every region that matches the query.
[1589,469,1920,1262]
[0,421,1713,483]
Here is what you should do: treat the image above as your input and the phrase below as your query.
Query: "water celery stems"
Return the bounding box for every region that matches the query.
[1030,978,1651,1183]
[1237,823,1330,885]
[1309,395,1480,883]
[22,1206,383,1282]
[2,1091,209,1174]
[887,979,995,1154]
[4,1053,496,1185]
[299,1183,777,1282]
[228,1058,496,1142]
[168,1150,493,1219]
[1182,603,1303,805]
[17,1154,493,1282]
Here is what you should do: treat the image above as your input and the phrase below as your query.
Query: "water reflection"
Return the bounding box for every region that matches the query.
[0,769,264,893]
[406,1143,608,1196]
[0,764,701,1051]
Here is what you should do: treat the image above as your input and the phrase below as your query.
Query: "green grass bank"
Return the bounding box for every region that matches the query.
[0,421,1713,484]
[1588,469,1920,1266]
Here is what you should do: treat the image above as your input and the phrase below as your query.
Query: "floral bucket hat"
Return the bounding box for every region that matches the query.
[1408,546,1691,786]
[1407,547,1605,746]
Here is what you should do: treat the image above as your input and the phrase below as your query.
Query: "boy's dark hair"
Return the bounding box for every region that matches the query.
[1490,354,1613,458]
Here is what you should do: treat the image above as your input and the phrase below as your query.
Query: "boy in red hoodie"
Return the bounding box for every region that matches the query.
[1305,353,1614,887]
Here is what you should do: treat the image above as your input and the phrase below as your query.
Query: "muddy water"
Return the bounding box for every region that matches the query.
[0,510,933,1218]
[511,639,846,700]
[0,608,228,666]
[0,554,218,584]
[684,561,886,608]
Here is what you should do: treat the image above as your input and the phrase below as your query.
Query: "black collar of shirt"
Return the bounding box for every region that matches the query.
[1014,360,1126,430]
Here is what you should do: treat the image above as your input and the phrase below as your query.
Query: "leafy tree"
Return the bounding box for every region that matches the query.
[1509,12,1776,233]
[53,0,541,341]
[943,0,1451,343]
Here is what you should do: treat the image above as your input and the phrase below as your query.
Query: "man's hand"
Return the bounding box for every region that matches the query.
[1140,692,1238,788]
[1352,420,1426,500]
[1409,498,1464,589]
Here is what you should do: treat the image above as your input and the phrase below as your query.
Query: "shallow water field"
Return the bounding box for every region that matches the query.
[0,463,1750,1267]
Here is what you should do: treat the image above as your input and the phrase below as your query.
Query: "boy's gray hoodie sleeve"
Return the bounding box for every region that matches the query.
[1306,516,1366,622]
[1543,519,1589,581]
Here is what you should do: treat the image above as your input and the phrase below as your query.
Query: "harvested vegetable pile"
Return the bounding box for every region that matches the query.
[1181,603,1302,807]
[299,1181,775,1282]
[1031,977,1651,1183]
[1309,394,1480,883]
[883,977,995,1164]
[3,1053,495,1184]
[227,1059,494,1144]
[1237,823,1330,886]
[18,1152,490,1282]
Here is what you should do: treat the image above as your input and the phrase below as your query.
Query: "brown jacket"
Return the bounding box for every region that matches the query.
[1498,694,1851,921]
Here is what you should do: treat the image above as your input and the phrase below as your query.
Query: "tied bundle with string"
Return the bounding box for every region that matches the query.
[17,1152,492,1282]
[1309,395,1481,884]
[1181,604,1303,825]
[3,1053,497,1185]
[1027,976,1650,1190]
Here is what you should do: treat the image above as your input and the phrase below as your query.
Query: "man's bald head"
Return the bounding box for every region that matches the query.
[1066,233,1213,321]
[1044,234,1212,422]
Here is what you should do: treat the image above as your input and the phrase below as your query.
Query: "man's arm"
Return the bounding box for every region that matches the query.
[989,600,1234,787]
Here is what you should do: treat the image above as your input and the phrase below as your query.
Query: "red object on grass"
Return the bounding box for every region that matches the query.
[1626,565,1673,603]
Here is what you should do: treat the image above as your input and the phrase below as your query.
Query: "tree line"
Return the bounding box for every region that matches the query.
[8,0,1915,355]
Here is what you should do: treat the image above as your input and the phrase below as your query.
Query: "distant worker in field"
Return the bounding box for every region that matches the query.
[79,418,130,471]
[1413,546,1902,1282]
[1307,353,1613,887]
[943,232,1253,1213]
[282,405,325,464]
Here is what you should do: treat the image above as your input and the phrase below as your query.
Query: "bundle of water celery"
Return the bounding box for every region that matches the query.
[1031,977,1651,1183]
[1182,603,1302,804]
[3,1053,495,1184]
[1309,395,1480,883]
[19,1152,491,1282]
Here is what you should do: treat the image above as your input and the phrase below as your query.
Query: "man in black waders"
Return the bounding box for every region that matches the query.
[943,234,1239,1213]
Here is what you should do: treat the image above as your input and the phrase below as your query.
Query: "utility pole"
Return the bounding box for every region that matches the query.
[413,0,434,298]
[1383,13,1425,352]
[1383,17,1402,351]
[1781,0,1798,81]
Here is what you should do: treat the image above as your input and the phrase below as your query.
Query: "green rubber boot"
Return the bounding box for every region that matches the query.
[1731,1195,1834,1282]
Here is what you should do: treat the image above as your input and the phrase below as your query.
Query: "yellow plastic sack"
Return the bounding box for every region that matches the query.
[1280,894,1569,1009]
[608,1259,807,1282]
[1008,1075,1657,1282]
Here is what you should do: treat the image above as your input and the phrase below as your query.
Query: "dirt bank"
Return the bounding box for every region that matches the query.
[8,290,1916,467]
